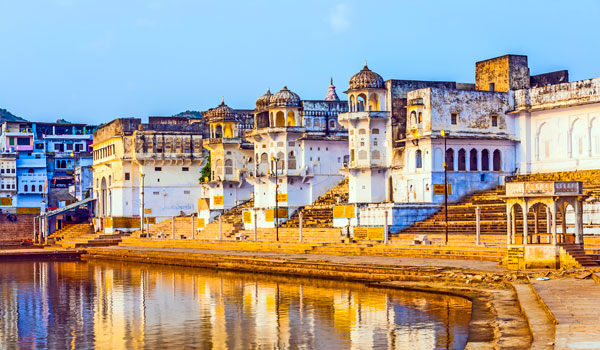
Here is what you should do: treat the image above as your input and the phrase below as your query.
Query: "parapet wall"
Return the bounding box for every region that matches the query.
[0,214,35,242]
[512,78,600,111]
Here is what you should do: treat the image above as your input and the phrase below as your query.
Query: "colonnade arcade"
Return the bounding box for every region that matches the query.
[504,181,585,246]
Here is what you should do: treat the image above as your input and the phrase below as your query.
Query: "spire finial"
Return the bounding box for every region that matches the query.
[364,59,368,68]
[221,96,224,104]
[330,77,333,85]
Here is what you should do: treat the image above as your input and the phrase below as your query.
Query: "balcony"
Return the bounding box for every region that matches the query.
[338,111,390,122]
[203,137,242,145]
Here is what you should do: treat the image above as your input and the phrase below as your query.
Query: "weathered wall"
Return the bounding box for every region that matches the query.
[530,70,569,88]
[386,80,456,141]
[475,55,530,92]
[0,214,35,242]
[512,78,600,111]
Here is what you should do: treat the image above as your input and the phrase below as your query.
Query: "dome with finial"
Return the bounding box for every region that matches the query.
[348,61,384,90]
[325,77,340,101]
[269,86,301,108]
[255,88,272,111]
[204,98,235,121]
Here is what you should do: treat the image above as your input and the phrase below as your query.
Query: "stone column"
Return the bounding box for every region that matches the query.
[522,201,529,245]
[253,212,258,241]
[219,214,223,241]
[506,205,512,245]
[546,206,551,234]
[384,211,389,245]
[476,206,481,246]
[299,212,303,243]
[512,206,517,244]
[575,199,582,246]
[551,201,558,245]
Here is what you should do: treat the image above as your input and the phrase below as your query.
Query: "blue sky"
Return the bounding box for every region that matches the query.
[0,0,599,124]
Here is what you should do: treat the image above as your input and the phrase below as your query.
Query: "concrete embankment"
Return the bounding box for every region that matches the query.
[0,247,84,261]
[83,245,540,349]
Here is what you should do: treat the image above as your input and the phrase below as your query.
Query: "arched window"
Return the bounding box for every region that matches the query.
[329,120,335,129]
[470,149,478,171]
[349,95,355,112]
[493,150,502,171]
[61,160,66,168]
[410,111,417,125]
[305,119,312,128]
[357,94,366,112]
[418,112,423,123]
[314,119,321,128]
[288,151,296,169]
[358,128,366,135]
[358,150,367,160]
[446,149,454,171]
[28,168,33,174]
[372,150,381,160]
[225,159,233,174]
[215,125,223,138]
[286,111,295,126]
[416,150,422,168]
[481,149,490,171]
[458,149,466,171]
[223,124,233,138]
[372,128,380,134]
[24,185,28,192]
[369,94,379,111]
[276,152,285,171]
[275,111,285,127]
[39,185,42,192]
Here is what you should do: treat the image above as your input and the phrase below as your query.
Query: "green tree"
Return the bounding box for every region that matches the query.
[200,153,211,183]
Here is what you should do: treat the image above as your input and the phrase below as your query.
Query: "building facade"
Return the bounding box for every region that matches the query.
[92,117,205,233]
[246,84,348,228]
[198,100,254,223]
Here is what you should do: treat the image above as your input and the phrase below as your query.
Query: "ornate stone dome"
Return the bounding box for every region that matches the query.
[348,63,384,90]
[269,86,301,108]
[255,89,272,111]
[204,98,234,120]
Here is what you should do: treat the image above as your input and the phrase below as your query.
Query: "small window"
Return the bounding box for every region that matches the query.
[288,141,294,146]
[153,191,160,195]
[155,167,162,171]
[491,115,498,127]
[125,173,130,181]
[489,83,495,91]
[66,144,73,150]
[182,167,189,172]
[372,128,380,134]
[184,190,191,195]
[418,112,422,123]
[451,113,458,125]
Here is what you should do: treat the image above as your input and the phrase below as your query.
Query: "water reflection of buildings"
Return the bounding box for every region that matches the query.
[0,262,471,349]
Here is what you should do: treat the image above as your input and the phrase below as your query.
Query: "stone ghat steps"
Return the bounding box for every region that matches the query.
[561,244,600,267]
[131,217,196,238]
[283,178,349,228]
[118,237,504,261]
[390,233,507,246]
[235,228,342,243]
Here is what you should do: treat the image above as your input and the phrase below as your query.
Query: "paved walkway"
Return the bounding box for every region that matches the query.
[512,283,555,349]
[532,278,600,349]
[103,245,508,272]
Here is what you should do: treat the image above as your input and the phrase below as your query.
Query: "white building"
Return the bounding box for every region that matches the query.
[0,153,17,210]
[92,117,205,233]
[198,99,254,223]
[245,84,348,228]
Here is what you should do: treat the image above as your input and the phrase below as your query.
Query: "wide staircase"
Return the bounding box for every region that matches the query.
[396,186,509,245]
[282,178,349,228]
[50,223,126,249]
[201,199,254,239]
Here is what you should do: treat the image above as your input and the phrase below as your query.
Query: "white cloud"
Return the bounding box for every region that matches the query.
[329,3,350,33]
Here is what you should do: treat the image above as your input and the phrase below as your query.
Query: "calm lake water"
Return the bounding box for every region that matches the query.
[0,260,471,349]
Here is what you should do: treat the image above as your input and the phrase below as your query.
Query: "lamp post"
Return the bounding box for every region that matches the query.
[441,130,449,245]
[272,156,279,241]
[140,173,146,237]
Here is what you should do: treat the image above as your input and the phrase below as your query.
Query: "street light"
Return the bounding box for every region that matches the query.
[272,156,279,242]
[441,130,449,245]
